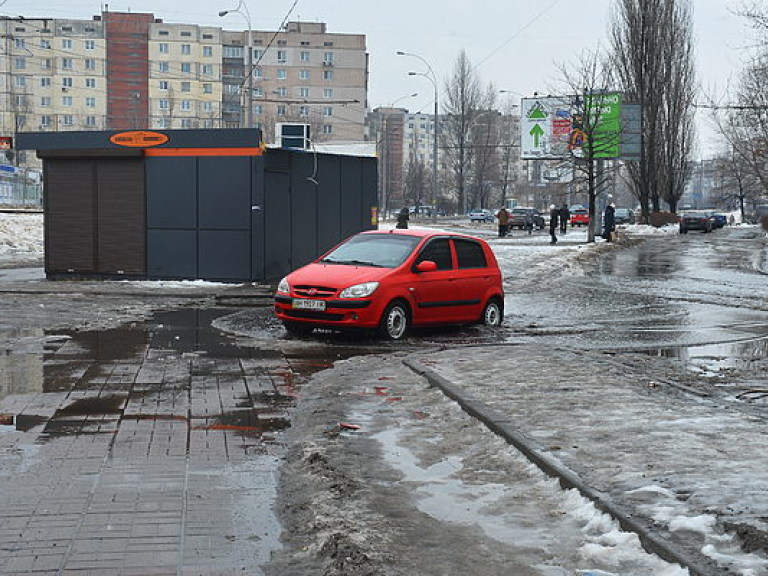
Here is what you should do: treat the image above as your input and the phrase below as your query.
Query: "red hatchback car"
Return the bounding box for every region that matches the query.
[274,229,504,339]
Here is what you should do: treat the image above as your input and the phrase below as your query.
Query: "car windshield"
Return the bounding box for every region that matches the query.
[319,233,422,268]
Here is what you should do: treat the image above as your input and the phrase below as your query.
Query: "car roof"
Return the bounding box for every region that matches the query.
[361,228,487,242]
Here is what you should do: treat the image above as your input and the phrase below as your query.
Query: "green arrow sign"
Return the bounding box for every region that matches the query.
[530,123,544,147]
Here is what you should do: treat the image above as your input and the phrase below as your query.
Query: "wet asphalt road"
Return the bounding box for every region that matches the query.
[0,225,766,574]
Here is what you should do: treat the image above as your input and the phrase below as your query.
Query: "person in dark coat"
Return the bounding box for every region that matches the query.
[549,204,559,244]
[396,207,409,229]
[559,203,570,234]
[603,203,616,241]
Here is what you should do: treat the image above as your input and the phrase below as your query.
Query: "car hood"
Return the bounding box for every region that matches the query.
[288,262,396,289]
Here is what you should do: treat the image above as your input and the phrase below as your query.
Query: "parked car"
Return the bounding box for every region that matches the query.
[508,207,545,230]
[709,212,728,228]
[614,207,635,225]
[468,208,494,223]
[274,229,504,340]
[570,206,589,226]
[679,211,714,233]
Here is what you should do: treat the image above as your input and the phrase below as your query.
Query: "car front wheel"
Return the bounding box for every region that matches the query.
[379,301,410,340]
[481,298,503,327]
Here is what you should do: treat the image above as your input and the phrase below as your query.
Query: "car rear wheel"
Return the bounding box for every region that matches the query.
[379,301,410,340]
[481,298,503,327]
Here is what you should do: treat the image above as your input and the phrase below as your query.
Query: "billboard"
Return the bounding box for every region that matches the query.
[520,94,641,160]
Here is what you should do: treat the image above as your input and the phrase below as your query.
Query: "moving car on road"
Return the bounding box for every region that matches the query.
[274,229,505,340]
[468,208,494,223]
[508,207,545,230]
[679,211,714,233]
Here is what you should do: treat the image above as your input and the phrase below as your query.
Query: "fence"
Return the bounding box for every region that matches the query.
[0,173,43,208]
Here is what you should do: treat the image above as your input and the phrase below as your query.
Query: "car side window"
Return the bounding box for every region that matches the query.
[454,239,487,269]
[417,239,452,270]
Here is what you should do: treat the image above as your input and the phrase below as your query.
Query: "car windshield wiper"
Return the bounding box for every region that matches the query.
[320,258,384,267]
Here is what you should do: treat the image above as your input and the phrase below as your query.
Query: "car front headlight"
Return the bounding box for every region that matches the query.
[277,277,290,294]
[339,281,379,299]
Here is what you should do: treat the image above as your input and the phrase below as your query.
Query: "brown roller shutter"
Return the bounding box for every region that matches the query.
[45,159,96,275]
[96,158,145,275]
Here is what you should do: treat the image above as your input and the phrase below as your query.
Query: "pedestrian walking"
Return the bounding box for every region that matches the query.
[559,203,570,235]
[603,203,616,242]
[549,204,559,244]
[496,207,510,237]
[396,206,409,229]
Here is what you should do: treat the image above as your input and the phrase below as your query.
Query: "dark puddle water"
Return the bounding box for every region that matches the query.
[0,308,372,444]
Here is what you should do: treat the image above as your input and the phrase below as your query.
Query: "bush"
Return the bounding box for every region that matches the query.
[648,211,680,227]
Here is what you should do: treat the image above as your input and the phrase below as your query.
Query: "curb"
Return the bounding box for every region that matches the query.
[403,358,719,576]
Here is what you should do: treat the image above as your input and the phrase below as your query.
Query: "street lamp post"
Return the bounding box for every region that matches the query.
[219,1,253,129]
[397,51,438,222]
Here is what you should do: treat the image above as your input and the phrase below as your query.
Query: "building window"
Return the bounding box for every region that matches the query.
[14,76,26,87]
[323,106,333,116]
[158,30,169,36]
[181,118,192,128]
[253,49,263,60]
[181,81,191,92]
[300,51,310,62]
[277,50,287,62]
[277,104,286,116]
[181,100,191,111]
[254,104,263,114]
[41,115,52,127]
[323,124,333,134]
[41,58,52,70]
[202,101,213,112]
[299,106,309,117]
[40,39,51,49]
[62,96,73,106]
[62,77,73,88]
[158,61,169,73]
[14,57,26,69]
[41,78,50,88]
[159,43,169,54]
[299,69,309,80]
[203,83,212,94]
[86,78,96,88]
[299,87,309,98]
[202,64,213,76]
[253,87,264,97]
[86,97,96,107]
[86,116,97,127]
[159,80,169,90]
[157,117,169,129]
[85,58,96,70]
[253,68,263,79]
[62,39,72,50]
[181,44,191,55]
[277,69,287,80]
[203,46,213,57]
[203,33,213,40]
[15,38,25,48]
[181,62,191,73]
[323,51,334,64]
[85,40,95,50]
[324,41,334,47]
[159,99,169,110]
[276,86,287,97]
[61,57,73,70]
[323,69,333,81]
[180,31,191,37]
[224,46,243,58]
[41,96,51,106]
[62,115,73,126]
[324,88,333,99]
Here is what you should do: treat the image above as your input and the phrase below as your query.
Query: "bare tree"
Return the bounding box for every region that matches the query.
[712,147,763,221]
[403,150,429,208]
[557,48,619,242]
[610,0,697,221]
[441,50,483,213]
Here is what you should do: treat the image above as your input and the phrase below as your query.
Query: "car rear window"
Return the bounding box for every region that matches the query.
[454,239,487,269]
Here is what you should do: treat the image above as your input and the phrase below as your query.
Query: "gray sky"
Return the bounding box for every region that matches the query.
[12,1,756,156]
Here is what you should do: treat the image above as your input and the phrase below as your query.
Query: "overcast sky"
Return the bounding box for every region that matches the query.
[12,1,757,157]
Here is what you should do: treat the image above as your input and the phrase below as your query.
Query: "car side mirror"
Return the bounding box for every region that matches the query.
[415,260,438,273]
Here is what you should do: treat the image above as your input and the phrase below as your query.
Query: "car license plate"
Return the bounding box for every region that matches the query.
[293,298,326,311]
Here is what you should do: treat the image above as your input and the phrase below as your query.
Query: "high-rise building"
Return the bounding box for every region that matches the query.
[0,11,368,170]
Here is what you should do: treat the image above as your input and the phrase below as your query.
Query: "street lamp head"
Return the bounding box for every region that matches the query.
[396,51,406,56]
[218,10,229,17]
[408,72,417,76]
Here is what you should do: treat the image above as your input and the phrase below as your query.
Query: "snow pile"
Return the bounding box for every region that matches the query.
[0,212,43,259]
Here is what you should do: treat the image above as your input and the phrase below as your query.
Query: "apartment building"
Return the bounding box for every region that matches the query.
[0,11,368,170]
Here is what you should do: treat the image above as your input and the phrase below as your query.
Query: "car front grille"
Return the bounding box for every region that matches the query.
[294,285,337,298]
[284,309,345,321]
